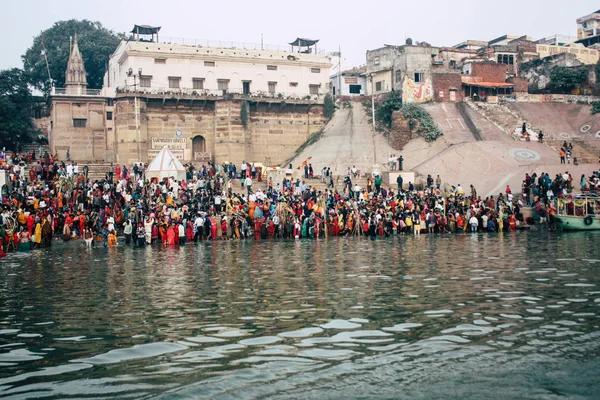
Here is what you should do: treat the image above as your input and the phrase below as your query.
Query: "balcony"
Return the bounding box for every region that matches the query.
[51,87,103,96]
[115,86,326,103]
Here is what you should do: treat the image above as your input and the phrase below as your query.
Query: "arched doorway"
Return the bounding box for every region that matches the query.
[192,135,208,162]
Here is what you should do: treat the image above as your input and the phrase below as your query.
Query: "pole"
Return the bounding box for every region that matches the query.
[371,75,376,128]
[338,46,342,97]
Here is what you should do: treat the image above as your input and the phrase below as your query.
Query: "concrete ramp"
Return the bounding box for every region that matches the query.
[509,103,599,141]
[289,102,395,175]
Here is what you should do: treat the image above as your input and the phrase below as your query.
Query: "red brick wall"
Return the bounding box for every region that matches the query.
[432,72,464,102]
[471,62,506,82]
[507,77,528,93]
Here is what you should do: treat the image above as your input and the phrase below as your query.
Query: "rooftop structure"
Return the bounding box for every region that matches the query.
[576,9,600,47]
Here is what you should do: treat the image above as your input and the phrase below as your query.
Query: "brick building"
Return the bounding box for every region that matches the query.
[431,70,463,102]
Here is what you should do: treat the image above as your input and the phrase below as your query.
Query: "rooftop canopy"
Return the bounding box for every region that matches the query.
[289,38,319,47]
[131,25,161,35]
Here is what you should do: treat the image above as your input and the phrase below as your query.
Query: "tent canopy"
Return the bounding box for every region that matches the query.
[131,25,161,35]
[289,38,319,47]
[146,146,186,181]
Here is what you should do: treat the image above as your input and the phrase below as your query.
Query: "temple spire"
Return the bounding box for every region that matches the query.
[65,33,87,93]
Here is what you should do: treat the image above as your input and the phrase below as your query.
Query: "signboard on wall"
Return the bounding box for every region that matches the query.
[344,77,358,84]
[150,137,187,149]
[148,148,185,160]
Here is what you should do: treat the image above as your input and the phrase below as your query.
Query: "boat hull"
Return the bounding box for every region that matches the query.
[553,215,600,231]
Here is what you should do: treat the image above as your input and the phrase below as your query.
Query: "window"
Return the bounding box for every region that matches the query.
[309,84,319,95]
[375,81,382,91]
[168,77,181,89]
[267,65,278,71]
[439,90,444,98]
[106,111,113,121]
[414,73,424,83]
[140,76,152,88]
[396,70,402,82]
[289,82,298,87]
[268,81,277,94]
[310,68,321,73]
[154,58,166,64]
[497,54,514,65]
[450,60,457,68]
[218,79,229,93]
[374,56,380,66]
[73,118,87,128]
[204,61,215,67]
[193,78,204,90]
[349,84,361,94]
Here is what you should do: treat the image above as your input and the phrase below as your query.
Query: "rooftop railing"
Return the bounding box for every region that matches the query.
[134,36,331,56]
[52,87,103,96]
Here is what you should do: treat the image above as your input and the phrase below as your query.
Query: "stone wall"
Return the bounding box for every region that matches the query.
[112,97,326,165]
[50,98,108,161]
[389,110,415,150]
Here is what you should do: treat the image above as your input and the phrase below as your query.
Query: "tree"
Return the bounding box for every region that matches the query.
[323,94,335,120]
[0,69,37,150]
[22,20,121,93]
[376,89,403,128]
[549,66,588,93]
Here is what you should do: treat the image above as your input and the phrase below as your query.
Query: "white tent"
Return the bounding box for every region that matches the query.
[146,146,186,181]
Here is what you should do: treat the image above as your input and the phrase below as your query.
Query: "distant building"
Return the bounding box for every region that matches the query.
[576,9,600,46]
[330,67,366,96]
[453,40,488,51]
[365,45,398,95]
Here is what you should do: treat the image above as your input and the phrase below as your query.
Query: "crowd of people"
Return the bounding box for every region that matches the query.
[1,147,599,256]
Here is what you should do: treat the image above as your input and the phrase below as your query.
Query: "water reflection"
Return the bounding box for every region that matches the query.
[1,231,600,398]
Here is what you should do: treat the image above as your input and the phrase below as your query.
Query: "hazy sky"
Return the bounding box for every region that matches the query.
[1,0,598,72]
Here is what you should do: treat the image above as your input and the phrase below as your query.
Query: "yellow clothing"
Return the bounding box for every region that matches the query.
[108,233,117,246]
[34,224,42,244]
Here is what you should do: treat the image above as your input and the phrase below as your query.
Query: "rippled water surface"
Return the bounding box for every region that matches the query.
[1,232,600,399]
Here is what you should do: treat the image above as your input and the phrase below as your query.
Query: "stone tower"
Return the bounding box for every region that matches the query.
[65,34,87,94]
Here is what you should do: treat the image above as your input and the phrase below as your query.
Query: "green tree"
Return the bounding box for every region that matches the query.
[375,90,403,128]
[0,68,37,150]
[549,66,588,93]
[323,93,335,120]
[22,19,121,93]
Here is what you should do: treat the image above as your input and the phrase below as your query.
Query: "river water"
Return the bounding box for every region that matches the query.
[1,231,600,399]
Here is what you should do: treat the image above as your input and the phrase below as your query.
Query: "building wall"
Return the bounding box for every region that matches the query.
[330,73,367,96]
[106,97,327,165]
[49,98,108,161]
[537,44,599,65]
[432,71,463,102]
[104,41,332,98]
[395,46,438,103]
[507,77,528,93]
[469,62,507,82]
[367,70,392,95]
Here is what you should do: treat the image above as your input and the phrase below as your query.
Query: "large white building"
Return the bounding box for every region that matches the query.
[103,27,332,99]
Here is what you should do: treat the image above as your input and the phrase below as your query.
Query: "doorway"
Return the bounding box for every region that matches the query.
[192,135,206,154]
[243,81,251,95]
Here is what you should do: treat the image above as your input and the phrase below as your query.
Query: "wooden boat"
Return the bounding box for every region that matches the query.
[553,195,600,231]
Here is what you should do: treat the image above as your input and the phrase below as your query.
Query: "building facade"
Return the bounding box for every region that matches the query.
[365,46,397,95]
[103,39,331,99]
[49,29,332,165]
[330,67,367,96]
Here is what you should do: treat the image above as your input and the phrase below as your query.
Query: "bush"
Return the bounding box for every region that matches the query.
[592,101,600,115]
[550,66,588,93]
[375,90,403,128]
[400,103,443,142]
[240,101,249,129]
[323,94,335,120]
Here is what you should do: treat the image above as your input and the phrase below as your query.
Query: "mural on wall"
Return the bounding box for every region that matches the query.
[402,76,433,103]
